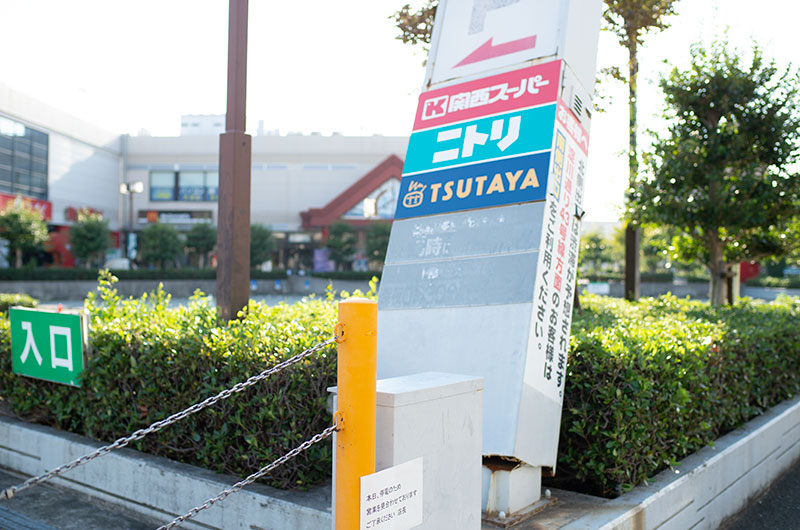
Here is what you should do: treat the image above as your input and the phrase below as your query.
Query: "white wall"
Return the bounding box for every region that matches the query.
[0,81,122,229]
[127,134,409,231]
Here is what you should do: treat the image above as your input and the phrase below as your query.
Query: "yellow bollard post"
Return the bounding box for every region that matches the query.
[335,297,377,530]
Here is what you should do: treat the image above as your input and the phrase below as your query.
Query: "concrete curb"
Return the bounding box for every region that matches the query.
[0,416,331,529]
[556,393,800,529]
[1,394,799,529]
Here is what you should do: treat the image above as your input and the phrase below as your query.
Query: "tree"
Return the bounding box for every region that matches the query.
[603,0,679,300]
[138,222,183,269]
[366,222,392,267]
[579,231,609,274]
[391,1,437,52]
[69,209,111,269]
[630,42,800,305]
[250,224,275,268]
[326,221,355,270]
[185,223,216,268]
[0,198,48,268]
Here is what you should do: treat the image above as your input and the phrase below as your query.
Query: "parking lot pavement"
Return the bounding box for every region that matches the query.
[0,468,158,530]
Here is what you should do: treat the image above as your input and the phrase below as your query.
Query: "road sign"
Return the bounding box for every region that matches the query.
[10,307,88,387]
[379,0,602,473]
[426,0,562,85]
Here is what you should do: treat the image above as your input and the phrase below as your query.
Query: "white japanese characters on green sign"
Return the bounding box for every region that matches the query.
[10,307,88,387]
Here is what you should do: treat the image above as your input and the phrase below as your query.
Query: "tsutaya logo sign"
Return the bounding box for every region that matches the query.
[10,308,88,387]
[397,61,561,219]
[396,152,548,219]
[427,0,562,85]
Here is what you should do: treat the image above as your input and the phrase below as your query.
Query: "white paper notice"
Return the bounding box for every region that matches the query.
[360,457,423,530]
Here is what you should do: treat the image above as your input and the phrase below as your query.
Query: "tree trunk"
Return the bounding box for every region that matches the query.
[624,40,640,301]
[14,247,22,269]
[707,230,728,306]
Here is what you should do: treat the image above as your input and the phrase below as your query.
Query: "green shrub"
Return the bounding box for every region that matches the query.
[557,294,800,496]
[746,275,800,289]
[0,272,350,489]
[311,271,382,281]
[581,272,708,283]
[0,293,38,314]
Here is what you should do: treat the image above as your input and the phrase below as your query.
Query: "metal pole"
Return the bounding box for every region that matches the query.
[217,0,252,320]
[335,298,377,530]
[128,189,134,259]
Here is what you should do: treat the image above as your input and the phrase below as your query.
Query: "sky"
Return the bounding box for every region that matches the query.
[0,0,798,222]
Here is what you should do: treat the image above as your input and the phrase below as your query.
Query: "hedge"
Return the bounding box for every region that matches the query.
[581,272,709,283]
[2,281,799,496]
[746,275,800,289]
[310,271,382,281]
[0,272,352,489]
[0,293,37,314]
[556,294,800,496]
[0,268,288,282]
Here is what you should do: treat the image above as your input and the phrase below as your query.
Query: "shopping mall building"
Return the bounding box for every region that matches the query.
[0,81,408,269]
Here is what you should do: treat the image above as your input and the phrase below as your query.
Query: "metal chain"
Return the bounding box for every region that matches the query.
[158,424,338,530]
[1,336,336,501]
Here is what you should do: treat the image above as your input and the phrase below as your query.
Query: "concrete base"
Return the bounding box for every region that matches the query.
[480,392,800,529]
[482,460,542,517]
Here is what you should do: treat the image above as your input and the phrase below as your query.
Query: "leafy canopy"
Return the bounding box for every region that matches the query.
[366,222,392,265]
[69,209,111,268]
[0,198,49,268]
[391,0,436,50]
[326,221,355,269]
[250,224,275,268]
[602,0,678,49]
[630,40,800,301]
[138,222,183,269]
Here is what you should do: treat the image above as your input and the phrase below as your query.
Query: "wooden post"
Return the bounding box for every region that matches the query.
[217,0,251,320]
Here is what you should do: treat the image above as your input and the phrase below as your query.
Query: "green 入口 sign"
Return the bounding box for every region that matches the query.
[10,307,88,387]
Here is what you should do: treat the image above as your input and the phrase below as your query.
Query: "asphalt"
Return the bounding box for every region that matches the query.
[721,457,800,530]
[0,468,159,529]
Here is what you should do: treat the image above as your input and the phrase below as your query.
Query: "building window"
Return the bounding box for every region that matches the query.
[150,170,219,202]
[0,116,48,200]
[150,170,176,201]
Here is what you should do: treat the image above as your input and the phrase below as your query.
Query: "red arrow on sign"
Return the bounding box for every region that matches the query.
[454,35,537,67]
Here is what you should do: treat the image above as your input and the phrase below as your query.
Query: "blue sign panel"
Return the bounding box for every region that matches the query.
[402,104,557,175]
[395,152,550,219]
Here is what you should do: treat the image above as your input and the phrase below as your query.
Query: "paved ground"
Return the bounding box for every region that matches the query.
[721,457,800,530]
[0,468,158,529]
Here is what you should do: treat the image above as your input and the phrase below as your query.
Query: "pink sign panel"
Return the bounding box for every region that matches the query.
[413,60,561,131]
[556,98,589,155]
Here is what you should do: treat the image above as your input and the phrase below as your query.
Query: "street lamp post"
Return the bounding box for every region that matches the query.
[119,181,144,260]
